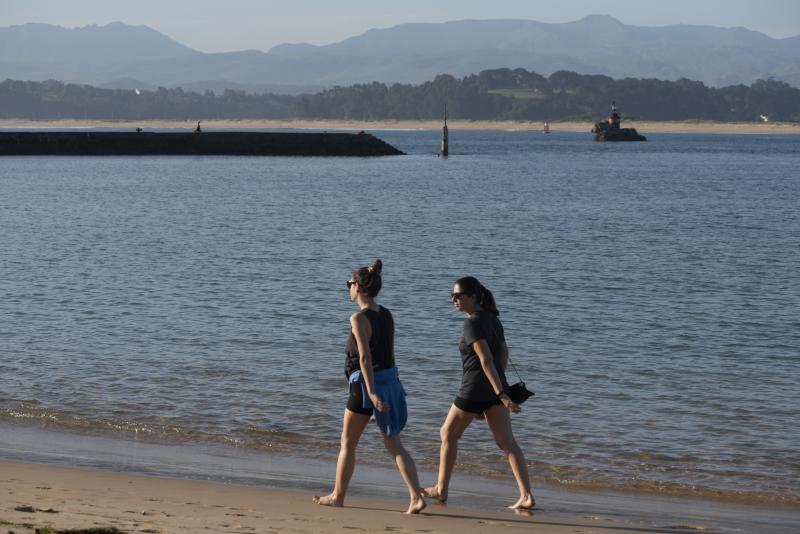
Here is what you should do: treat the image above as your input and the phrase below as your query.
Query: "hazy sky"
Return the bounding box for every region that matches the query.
[2,0,799,52]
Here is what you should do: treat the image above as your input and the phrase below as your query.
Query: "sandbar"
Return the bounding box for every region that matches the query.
[1,118,798,134]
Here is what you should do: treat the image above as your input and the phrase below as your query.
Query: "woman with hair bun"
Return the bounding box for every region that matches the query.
[313,259,426,514]
[423,276,535,510]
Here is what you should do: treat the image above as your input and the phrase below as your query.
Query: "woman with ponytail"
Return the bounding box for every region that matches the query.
[423,276,535,510]
[313,259,426,514]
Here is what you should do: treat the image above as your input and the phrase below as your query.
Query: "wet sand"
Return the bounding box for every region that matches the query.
[1,459,736,534]
[1,118,798,134]
[4,422,797,534]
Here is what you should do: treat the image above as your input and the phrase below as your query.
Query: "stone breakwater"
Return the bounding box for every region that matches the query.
[0,131,405,156]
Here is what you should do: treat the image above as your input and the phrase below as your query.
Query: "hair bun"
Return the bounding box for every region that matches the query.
[369,259,383,274]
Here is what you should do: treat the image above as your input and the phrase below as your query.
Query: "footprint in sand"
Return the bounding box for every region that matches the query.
[14,505,36,512]
[477,520,511,527]
[12,505,59,513]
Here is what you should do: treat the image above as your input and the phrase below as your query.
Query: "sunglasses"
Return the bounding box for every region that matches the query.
[451,292,467,301]
[347,280,355,289]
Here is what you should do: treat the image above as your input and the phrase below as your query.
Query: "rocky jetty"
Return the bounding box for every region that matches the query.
[592,121,647,141]
[0,131,405,156]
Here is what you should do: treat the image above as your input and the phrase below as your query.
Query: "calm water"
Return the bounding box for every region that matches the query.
[1,129,798,506]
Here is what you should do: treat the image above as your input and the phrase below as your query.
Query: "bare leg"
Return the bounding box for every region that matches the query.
[383,434,426,514]
[313,409,371,507]
[422,404,473,504]
[484,404,535,509]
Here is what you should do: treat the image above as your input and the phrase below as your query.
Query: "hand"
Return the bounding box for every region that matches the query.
[499,393,521,414]
[369,392,391,412]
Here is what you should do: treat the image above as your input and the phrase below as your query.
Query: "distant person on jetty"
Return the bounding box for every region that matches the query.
[194,121,202,133]
[422,276,535,510]
[313,259,426,514]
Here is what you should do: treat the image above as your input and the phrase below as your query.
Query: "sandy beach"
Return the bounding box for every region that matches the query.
[1,118,798,134]
[1,458,748,534]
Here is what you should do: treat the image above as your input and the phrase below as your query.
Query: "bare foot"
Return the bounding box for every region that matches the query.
[420,486,447,504]
[508,493,535,509]
[312,493,343,507]
[405,496,427,514]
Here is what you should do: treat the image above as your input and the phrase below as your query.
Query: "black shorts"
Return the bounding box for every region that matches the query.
[346,381,373,416]
[454,396,502,414]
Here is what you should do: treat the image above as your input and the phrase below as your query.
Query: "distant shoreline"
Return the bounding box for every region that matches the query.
[1,118,799,134]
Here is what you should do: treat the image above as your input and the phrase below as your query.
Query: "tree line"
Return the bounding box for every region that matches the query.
[2,68,799,122]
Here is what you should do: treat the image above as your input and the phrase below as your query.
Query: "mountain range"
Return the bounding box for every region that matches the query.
[1,16,798,94]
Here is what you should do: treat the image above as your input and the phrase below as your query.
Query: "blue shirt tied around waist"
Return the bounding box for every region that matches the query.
[348,366,407,436]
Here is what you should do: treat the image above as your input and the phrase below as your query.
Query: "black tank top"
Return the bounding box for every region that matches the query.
[344,305,395,378]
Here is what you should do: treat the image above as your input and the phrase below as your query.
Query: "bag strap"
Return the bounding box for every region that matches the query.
[506,354,524,383]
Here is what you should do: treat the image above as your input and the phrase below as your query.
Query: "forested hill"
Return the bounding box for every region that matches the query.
[2,68,799,122]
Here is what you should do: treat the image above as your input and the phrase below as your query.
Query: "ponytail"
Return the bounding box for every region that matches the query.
[455,276,499,315]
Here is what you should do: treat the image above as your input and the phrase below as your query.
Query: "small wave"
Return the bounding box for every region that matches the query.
[544,474,800,506]
[418,452,800,506]
[0,402,335,457]
[524,460,800,507]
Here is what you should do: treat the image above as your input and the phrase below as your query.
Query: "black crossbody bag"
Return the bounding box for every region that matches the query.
[506,356,534,404]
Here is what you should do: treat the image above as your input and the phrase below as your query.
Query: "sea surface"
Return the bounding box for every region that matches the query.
[1,129,798,507]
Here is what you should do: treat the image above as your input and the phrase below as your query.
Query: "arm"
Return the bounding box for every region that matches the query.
[350,312,390,412]
[473,339,520,414]
[499,341,509,373]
